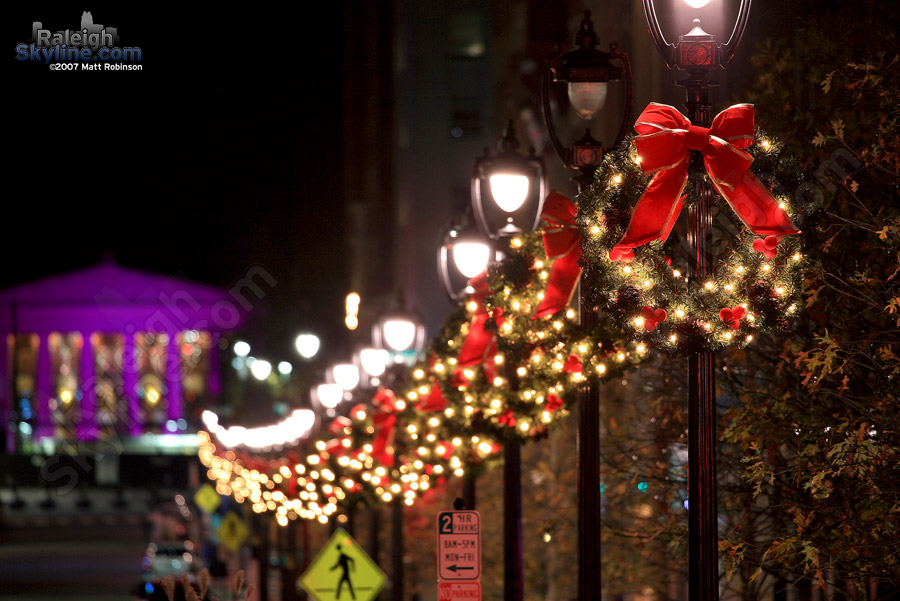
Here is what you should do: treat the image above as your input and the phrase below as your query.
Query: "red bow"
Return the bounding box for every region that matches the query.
[533,192,582,319]
[545,394,564,412]
[458,274,505,367]
[371,411,397,467]
[611,103,798,257]
[419,380,448,412]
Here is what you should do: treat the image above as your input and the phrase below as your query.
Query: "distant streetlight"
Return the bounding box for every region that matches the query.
[373,296,426,365]
[359,348,390,380]
[470,120,547,601]
[471,120,547,242]
[295,333,321,359]
[331,363,360,391]
[438,209,491,301]
[277,361,293,376]
[233,340,251,357]
[541,10,633,189]
[250,359,272,381]
[540,11,633,601]
[313,383,343,410]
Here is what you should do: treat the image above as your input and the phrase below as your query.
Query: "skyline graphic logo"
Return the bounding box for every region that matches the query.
[15,11,143,70]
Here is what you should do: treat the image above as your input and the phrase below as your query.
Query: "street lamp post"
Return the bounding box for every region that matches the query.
[540,11,632,601]
[373,300,425,601]
[641,2,752,601]
[471,121,547,601]
[438,206,490,510]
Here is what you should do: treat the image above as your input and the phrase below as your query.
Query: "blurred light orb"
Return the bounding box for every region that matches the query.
[382,319,416,352]
[315,383,344,409]
[295,334,320,359]
[277,361,293,375]
[233,340,251,357]
[453,242,490,278]
[683,0,711,7]
[250,359,272,381]
[359,348,390,377]
[332,363,360,390]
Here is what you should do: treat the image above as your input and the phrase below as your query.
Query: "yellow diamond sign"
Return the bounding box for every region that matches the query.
[300,528,385,601]
[194,483,221,514]
[217,511,249,553]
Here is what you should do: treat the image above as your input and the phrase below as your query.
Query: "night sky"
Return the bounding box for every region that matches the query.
[7,5,348,361]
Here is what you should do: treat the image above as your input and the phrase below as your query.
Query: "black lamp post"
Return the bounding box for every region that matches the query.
[437,208,490,511]
[471,121,546,601]
[540,11,633,601]
[641,2,752,601]
[372,297,425,601]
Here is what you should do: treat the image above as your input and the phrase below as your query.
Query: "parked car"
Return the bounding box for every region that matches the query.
[141,540,200,581]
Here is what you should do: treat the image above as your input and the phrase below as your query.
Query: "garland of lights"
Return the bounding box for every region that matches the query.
[395,200,650,456]
[576,124,811,355]
[197,399,451,526]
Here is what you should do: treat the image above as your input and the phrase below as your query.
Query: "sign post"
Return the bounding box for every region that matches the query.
[437,510,481,600]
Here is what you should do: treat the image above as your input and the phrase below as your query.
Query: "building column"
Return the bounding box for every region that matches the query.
[79,332,97,441]
[35,333,52,440]
[207,332,221,398]
[166,333,183,430]
[122,329,140,436]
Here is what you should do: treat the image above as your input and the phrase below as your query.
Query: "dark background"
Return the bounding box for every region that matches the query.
[7,5,348,361]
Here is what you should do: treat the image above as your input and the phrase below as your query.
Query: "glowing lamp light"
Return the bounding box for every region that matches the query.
[250,359,272,381]
[295,333,320,359]
[382,319,416,352]
[359,348,390,377]
[315,383,344,409]
[233,340,251,357]
[683,0,711,7]
[568,81,608,120]
[438,213,491,301]
[331,363,360,391]
[471,120,547,240]
[452,242,491,278]
[489,174,530,213]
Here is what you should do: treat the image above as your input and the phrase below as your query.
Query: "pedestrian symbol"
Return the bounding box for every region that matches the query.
[217,511,249,553]
[300,529,385,601]
[332,544,355,599]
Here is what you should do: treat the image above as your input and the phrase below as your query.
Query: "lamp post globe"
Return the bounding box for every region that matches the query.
[471,120,547,243]
[541,10,633,189]
[438,210,491,301]
[373,297,426,367]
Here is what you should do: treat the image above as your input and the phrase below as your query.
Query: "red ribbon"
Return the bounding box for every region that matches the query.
[420,380,448,412]
[533,192,582,319]
[611,103,799,257]
[371,411,397,467]
[458,274,505,367]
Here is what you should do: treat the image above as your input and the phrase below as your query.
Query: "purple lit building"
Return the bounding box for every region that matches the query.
[0,259,246,455]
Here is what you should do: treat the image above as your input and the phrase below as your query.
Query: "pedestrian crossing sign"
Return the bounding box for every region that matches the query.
[300,528,385,601]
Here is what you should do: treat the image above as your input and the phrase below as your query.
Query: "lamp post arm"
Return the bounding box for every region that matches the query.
[642,0,676,68]
[610,45,634,150]
[720,0,752,65]
[541,47,572,169]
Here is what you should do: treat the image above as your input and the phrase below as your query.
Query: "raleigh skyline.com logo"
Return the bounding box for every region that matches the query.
[15,11,142,70]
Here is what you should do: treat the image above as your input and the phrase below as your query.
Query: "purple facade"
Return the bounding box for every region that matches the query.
[0,261,246,452]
